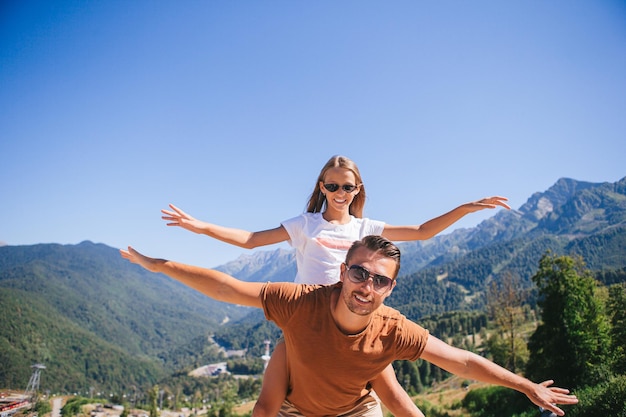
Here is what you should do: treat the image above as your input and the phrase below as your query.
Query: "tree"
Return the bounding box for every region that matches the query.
[394,360,423,395]
[607,283,626,374]
[526,252,611,389]
[148,385,159,417]
[486,272,528,372]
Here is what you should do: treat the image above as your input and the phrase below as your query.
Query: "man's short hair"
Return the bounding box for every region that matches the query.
[346,235,401,278]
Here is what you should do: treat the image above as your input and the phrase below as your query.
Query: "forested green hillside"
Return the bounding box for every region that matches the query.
[0,288,164,393]
[0,241,250,392]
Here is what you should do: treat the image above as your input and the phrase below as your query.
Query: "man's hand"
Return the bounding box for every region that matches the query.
[120,246,265,308]
[120,246,164,273]
[524,380,578,417]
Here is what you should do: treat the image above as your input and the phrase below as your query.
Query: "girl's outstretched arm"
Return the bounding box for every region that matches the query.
[382,196,510,241]
[162,204,290,249]
[120,246,265,308]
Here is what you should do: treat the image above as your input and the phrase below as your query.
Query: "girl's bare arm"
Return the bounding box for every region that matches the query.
[382,196,510,241]
[162,204,290,249]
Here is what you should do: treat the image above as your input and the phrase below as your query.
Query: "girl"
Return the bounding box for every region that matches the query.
[162,155,510,417]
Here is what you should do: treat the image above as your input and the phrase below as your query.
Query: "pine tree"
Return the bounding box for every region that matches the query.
[607,284,626,374]
[149,385,159,417]
[526,252,611,389]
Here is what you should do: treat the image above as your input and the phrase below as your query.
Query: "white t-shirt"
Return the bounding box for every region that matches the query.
[281,212,385,285]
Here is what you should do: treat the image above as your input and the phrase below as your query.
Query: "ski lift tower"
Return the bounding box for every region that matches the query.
[261,340,271,372]
[24,364,46,402]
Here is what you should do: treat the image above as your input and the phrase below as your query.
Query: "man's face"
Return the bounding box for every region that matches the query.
[339,246,397,317]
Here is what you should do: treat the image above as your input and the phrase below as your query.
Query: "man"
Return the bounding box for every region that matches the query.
[120,235,578,417]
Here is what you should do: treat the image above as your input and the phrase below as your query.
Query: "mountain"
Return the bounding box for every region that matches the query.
[388,176,626,316]
[0,287,164,394]
[215,248,296,282]
[0,242,250,393]
[1,176,625,393]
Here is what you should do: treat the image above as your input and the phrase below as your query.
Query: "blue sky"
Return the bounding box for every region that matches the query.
[1,1,625,268]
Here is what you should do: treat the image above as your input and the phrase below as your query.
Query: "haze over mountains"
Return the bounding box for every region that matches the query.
[1,176,625,393]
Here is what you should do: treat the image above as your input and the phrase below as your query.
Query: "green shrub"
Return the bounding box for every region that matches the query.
[461,386,532,417]
[33,400,52,415]
[566,374,626,417]
[61,397,91,416]
[413,398,453,417]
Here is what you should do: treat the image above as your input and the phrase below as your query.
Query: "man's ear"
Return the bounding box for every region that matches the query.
[339,262,347,283]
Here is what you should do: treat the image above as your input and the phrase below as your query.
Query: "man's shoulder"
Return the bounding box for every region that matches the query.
[263,281,334,299]
[262,282,335,324]
[375,304,404,320]
[375,305,428,340]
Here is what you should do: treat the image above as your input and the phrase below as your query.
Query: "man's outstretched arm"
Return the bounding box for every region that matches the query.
[120,246,265,308]
[420,335,578,416]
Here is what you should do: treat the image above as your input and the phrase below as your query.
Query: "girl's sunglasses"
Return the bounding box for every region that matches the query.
[344,264,394,294]
[323,183,358,193]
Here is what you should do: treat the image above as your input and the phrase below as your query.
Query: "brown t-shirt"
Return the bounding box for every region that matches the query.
[261,282,429,417]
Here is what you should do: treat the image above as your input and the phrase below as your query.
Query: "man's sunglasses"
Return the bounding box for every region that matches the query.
[323,183,359,193]
[344,264,394,294]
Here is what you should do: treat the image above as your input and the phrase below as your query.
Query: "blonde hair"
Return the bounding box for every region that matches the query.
[305,155,366,217]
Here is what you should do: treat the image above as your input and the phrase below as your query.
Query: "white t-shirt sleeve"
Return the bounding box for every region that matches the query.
[361,218,385,237]
[281,214,306,248]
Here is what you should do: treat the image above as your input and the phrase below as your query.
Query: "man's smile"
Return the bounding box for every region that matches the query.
[354,293,371,304]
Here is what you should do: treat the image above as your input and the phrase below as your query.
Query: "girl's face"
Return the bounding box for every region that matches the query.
[320,167,360,214]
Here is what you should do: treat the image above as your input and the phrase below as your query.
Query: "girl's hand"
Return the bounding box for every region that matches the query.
[465,196,511,212]
[161,204,207,234]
